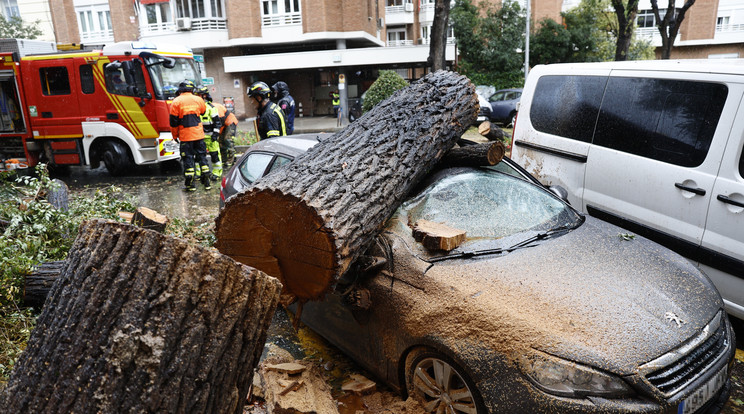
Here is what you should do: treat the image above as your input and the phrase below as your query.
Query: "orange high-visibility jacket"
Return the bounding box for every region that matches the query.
[214,102,238,133]
[169,92,207,142]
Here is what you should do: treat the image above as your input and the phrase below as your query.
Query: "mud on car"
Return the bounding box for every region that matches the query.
[222,138,735,414]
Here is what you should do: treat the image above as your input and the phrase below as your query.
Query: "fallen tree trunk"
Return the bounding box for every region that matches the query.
[1,219,282,414]
[23,260,65,308]
[215,71,478,301]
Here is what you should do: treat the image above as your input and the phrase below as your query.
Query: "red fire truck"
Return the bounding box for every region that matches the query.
[0,41,202,175]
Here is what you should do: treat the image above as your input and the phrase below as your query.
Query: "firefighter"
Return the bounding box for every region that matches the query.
[271,81,295,135]
[213,100,239,165]
[195,86,223,181]
[170,80,211,191]
[247,81,286,140]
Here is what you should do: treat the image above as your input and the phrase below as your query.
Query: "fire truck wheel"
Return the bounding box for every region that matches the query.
[102,141,132,176]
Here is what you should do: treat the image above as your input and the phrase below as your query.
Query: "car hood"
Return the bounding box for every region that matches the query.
[410,216,722,375]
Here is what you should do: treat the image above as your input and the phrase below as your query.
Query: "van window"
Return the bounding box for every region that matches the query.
[594,77,727,167]
[40,67,71,96]
[530,75,607,142]
[739,145,744,178]
[79,65,95,94]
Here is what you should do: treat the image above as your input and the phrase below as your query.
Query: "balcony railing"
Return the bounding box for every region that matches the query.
[262,11,302,26]
[716,23,744,32]
[140,18,227,36]
[387,39,414,46]
[81,29,114,43]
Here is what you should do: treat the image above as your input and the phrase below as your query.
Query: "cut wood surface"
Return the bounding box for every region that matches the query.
[23,260,65,308]
[216,71,478,300]
[130,206,169,232]
[412,219,467,251]
[478,120,505,142]
[258,358,339,414]
[1,219,282,414]
[439,140,505,169]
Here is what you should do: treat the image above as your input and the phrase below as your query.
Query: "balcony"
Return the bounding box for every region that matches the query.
[262,11,302,26]
[419,3,435,24]
[387,39,414,46]
[716,23,744,32]
[81,29,114,44]
[140,18,227,36]
[385,5,414,25]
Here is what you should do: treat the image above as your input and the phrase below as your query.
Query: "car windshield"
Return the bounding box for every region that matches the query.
[144,56,201,100]
[399,169,581,245]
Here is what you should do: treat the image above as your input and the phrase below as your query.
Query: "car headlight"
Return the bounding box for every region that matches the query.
[519,351,632,398]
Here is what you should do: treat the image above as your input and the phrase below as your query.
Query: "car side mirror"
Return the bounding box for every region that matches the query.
[549,185,570,203]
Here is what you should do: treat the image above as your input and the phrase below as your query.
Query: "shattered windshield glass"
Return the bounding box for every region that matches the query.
[400,169,580,241]
[145,57,201,100]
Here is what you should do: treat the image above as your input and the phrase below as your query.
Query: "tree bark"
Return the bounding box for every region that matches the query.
[23,260,65,308]
[215,71,478,301]
[428,0,451,71]
[611,0,639,61]
[651,0,696,59]
[478,120,505,142]
[1,219,282,414]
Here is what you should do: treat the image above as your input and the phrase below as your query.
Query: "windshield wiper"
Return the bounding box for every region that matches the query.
[429,224,576,263]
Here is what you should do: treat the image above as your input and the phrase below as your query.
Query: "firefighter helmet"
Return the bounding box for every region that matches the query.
[195,85,209,95]
[178,79,196,93]
[248,81,271,98]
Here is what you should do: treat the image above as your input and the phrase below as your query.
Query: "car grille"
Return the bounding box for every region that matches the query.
[640,311,729,397]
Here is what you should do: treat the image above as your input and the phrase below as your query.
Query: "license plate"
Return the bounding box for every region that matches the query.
[678,366,727,414]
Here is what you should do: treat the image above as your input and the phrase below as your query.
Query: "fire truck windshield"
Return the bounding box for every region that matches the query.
[145,56,201,100]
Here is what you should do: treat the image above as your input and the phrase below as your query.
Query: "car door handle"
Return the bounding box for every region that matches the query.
[717,194,744,208]
[674,183,706,196]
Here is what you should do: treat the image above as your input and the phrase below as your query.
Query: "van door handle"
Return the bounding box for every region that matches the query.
[717,194,744,208]
[674,183,706,196]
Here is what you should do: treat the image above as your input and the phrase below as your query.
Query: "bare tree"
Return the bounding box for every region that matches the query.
[610,0,640,61]
[651,0,696,59]
[428,0,452,71]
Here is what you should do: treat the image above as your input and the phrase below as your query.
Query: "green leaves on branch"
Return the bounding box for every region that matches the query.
[0,15,42,40]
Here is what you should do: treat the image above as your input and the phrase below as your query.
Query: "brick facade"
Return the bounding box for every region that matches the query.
[681,0,720,41]
[48,0,80,44]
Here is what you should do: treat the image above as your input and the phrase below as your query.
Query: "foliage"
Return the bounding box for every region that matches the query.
[0,15,42,40]
[451,0,526,89]
[165,217,216,248]
[0,306,35,385]
[530,0,653,64]
[361,70,409,113]
[234,129,257,146]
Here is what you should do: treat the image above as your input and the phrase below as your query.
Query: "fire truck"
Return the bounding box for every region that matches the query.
[0,40,202,175]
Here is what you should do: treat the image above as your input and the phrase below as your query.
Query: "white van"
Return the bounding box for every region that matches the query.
[511,60,744,320]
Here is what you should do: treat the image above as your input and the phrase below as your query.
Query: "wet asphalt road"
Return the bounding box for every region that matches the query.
[56,163,744,413]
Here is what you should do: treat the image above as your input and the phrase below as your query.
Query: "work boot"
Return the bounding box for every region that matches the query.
[201,174,212,190]
[210,173,221,182]
[184,174,197,192]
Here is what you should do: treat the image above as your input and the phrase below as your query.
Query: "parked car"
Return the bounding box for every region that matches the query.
[487,88,522,127]
[219,134,330,208]
[476,92,492,124]
[510,59,744,322]
[221,139,734,413]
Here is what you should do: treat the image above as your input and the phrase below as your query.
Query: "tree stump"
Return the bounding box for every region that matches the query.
[23,260,66,308]
[0,219,282,414]
[215,71,478,301]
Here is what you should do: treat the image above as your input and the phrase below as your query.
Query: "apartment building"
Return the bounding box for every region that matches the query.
[49,0,458,120]
[1,0,55,42]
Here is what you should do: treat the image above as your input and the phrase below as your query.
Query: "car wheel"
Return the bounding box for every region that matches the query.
[102,140,132,176]
[507,112,516,128]
[349,112,357,122]
[406,348,485,414]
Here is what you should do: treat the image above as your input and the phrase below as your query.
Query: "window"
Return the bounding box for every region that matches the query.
[76,3,113,42]
[40,67,71,96]
[104,61,148,97]
[261,0,301,26]
[268,155,292,174]
[239,153,274,183]
[594,78,727,167]
[530,75,607,143]
[146,2,173,26]
[636,9,656,28]
[79,65,95,94]
[387,27,408,46]
[717,16,730,26]
[0,76,22,132]
[0,0,19,18]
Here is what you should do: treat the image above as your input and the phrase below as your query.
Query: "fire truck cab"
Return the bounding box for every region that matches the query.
[0,41,200,175]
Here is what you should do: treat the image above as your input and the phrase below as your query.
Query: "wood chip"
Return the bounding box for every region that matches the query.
[412,219,466,251]
[264,362,307,375]
[341,374,376,395]
[278,379,304,396]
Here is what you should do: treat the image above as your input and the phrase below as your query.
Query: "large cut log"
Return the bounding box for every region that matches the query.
[439,140,505,169]
[215,71,478,301]
[0,219,282,414]
[23,260,65,308]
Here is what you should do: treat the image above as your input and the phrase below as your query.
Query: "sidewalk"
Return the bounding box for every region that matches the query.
[237,115,346,136]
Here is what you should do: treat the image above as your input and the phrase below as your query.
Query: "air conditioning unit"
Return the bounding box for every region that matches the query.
[377,18,384,28]
[176,17,192,31]
[404,3,414,12]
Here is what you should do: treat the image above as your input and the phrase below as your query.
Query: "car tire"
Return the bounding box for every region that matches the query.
[405,347,485,414]
[102,140,132,176]
[507,112,516,129]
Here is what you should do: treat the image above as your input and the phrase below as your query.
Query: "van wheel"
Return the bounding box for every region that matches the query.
[405,348,485,413]
[102,141,132,176]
